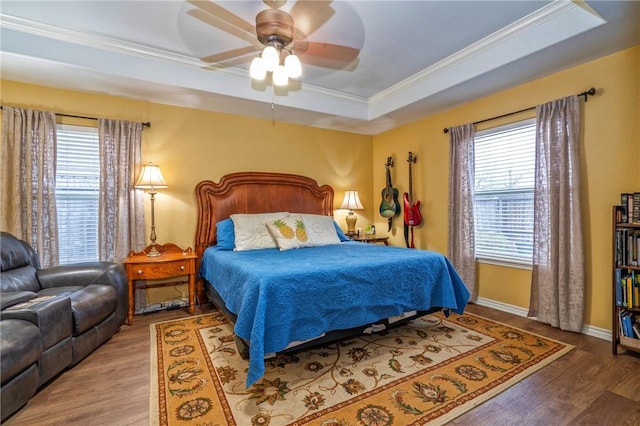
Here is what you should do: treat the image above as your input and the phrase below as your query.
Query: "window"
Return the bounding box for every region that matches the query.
[55,124,100,264]
[474,119,535,266]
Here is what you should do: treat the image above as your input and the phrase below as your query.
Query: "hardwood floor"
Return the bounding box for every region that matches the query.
[4,303,640,425]
[454,305,640,426]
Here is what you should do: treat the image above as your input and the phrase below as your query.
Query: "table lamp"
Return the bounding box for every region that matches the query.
[340,190,364,236]
[134,162,168,257]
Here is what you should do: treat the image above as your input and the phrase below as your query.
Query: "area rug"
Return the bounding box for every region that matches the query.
[150,310,573,425]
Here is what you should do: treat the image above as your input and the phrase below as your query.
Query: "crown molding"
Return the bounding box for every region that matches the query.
[368,0,605,118]
[0,1,608,128]
[0,13,366,106]
[0,13,204,69]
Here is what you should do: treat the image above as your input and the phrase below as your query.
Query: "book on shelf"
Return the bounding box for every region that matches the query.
[621,193,629,223]
[619,192,640,224]
[619,310,636,339]
[614,227,640,267]
[615,204,624,223]
[621,271,640,308]
[615,268,623,306]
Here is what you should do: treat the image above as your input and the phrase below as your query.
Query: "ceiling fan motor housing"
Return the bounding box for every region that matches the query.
[256,9,294,47]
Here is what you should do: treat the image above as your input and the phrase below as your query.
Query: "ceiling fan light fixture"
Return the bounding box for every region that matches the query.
[262,45,280,72]
[250,56,267,80]
[273,65,289,86]
[284,52,302,78]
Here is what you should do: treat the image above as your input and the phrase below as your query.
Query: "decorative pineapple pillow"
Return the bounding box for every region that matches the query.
[265,215,314,250]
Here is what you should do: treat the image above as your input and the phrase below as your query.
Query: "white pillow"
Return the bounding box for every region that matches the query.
[298,214,341,246]
[231,213,289,251]
[265,215,314,251]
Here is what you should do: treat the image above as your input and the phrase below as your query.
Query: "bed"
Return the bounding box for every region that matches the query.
[194,172,470,386]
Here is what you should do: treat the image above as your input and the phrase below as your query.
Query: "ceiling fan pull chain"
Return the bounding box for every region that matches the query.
[271,88,276,125]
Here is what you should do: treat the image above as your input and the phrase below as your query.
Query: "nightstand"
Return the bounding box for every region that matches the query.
[123,243,197,325]
[351,234,390,245]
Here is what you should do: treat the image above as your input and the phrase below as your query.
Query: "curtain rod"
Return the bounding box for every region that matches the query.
[0,106,151,128]
[443,87,596,134]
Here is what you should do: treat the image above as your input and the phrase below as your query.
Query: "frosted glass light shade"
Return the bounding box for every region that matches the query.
[284,53,301,78]
[273,65,289,86]
[250,56,267,80]
[262,45,279,72]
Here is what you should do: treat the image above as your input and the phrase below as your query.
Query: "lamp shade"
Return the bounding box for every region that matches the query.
[135,163,168,190]
[340,190,364,210]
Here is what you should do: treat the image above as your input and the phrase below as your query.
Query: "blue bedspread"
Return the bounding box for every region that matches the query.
[200,242,470,386]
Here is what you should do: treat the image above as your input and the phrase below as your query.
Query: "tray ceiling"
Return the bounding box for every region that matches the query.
[1,1,638,134]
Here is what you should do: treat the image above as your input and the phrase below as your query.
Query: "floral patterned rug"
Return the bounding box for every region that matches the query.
[150,310,572,425]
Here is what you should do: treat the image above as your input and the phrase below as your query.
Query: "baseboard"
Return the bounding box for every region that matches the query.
[475,297,529,317]
[581,323,611,341]
[474,297,611,342]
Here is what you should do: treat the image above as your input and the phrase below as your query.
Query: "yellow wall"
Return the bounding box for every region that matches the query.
[2,45,638,331]
[372,45,640,331]
[0,81,374,249]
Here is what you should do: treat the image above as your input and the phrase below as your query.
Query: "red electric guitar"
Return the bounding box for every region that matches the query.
[403,152,422,248]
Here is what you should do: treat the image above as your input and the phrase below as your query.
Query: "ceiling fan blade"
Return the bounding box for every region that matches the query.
[188,9,259,47]
[201,54,255,70]
[200,46,259,64]
[294,41,359,69]
[188,0,256,36]
[263,0,287,8]
[290,0,335,39]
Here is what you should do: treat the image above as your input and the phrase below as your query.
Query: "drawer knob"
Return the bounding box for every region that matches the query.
[180,265,185,271]
[137,269,143,275]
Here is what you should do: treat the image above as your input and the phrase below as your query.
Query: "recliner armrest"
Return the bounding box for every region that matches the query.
[37,262,117,288]
[37,262,128,327]
[0,291,38,310]
[0,295,72,349]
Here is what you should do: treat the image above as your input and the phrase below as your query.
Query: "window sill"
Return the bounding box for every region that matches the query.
[476,257,532,270]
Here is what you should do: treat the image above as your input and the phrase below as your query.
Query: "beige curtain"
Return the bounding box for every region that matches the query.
[528,95,584,332]
[1,106,59,267]
[448,123,477,301]
[98,119,145,262]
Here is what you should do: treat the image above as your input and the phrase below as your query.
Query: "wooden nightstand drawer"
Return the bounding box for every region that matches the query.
[132,260,191,279]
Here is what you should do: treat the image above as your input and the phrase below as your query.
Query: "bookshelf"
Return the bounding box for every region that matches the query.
[612,200,640,355]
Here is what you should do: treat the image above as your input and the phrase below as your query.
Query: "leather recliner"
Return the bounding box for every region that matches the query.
[0,232,127,422]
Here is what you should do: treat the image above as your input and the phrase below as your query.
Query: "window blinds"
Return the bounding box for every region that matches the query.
[474,119,536,264]
[56,124,100,264]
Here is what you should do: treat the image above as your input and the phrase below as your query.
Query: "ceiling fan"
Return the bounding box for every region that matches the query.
[187,0,360,85]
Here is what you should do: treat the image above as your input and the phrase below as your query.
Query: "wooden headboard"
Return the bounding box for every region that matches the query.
[194,171,334,270]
